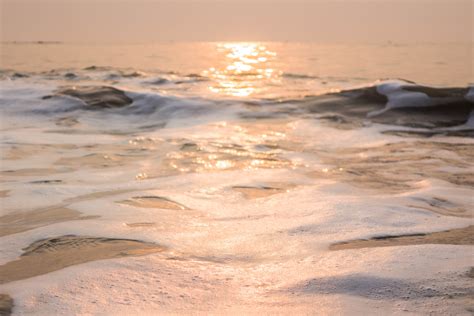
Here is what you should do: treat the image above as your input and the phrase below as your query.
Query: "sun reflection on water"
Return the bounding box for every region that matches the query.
[203,43,281,97]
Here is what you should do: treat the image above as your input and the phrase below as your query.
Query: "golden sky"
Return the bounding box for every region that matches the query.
[1,0,472,43]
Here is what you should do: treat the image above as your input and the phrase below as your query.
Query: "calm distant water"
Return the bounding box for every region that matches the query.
[1,42,472,99]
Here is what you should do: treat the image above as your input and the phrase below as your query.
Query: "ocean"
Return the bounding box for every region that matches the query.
[0,41,473,314]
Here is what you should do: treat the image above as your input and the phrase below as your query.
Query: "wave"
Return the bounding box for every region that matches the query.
[300,80,473,134]
[44,86,133,109]
[1,75,473,136]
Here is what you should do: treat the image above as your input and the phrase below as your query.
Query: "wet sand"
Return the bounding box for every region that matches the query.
[55,116,79,127]
[408,196,472,218]
[119,196,189,210]
[64,189,138,204]
[1,189,142,237]
[0,236,165,284]
[1,168,65,177]
[0,294,13,316]
[126,222,156,227]
[330,226,474,250]
[0,207,98,237]
[232,183,296,199]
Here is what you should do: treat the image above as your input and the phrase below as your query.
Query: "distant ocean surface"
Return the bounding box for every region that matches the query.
[0,42,473,315]
[2,42,473,96]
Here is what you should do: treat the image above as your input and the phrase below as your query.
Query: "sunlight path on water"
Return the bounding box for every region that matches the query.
[203,43,281,97]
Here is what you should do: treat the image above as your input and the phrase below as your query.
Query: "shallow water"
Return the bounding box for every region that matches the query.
[0,42,473,315]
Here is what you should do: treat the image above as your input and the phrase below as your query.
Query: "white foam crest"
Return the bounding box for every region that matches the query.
[465,86,474,102]
[368,80,459,117]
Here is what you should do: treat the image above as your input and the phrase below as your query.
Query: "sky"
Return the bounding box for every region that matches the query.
[1,0,472,43]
